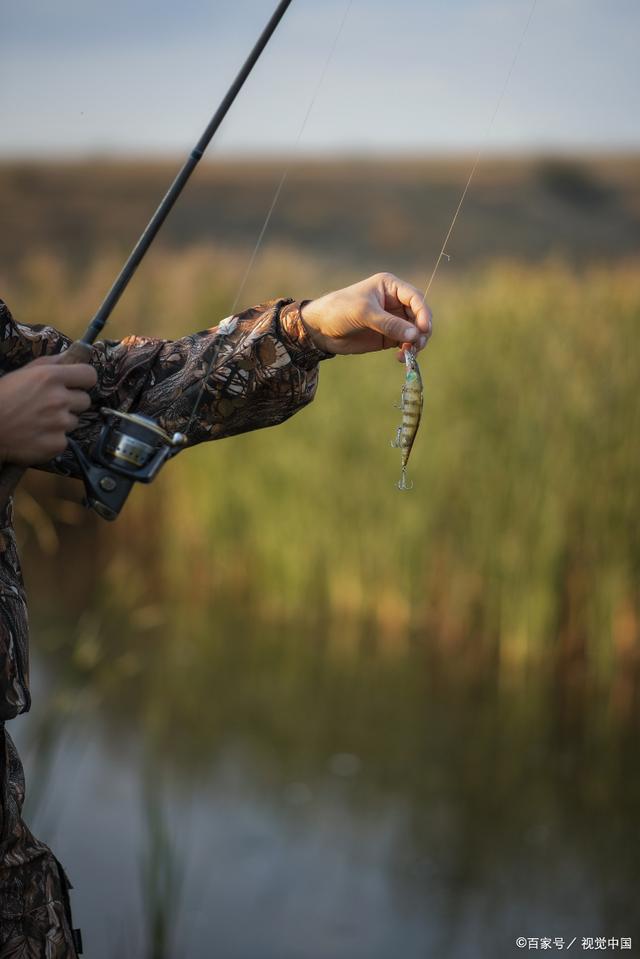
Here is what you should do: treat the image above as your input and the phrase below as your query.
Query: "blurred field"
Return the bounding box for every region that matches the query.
[8,242,640,709]
[1,155,640,279]
[4,155,639,703]
[5,156,640,957]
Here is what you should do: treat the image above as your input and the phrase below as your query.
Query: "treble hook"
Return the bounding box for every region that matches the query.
[396,468,414,491]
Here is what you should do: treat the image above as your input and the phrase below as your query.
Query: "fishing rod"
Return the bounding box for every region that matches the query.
[0,0,294,520]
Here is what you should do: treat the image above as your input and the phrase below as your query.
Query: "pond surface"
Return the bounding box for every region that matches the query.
[10,614,640,959]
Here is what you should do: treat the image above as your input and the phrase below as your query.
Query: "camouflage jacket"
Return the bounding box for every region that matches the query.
[0,296,333,725]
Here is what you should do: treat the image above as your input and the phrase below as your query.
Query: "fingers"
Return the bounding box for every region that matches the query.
[62,412,79,432]
[41,360,96,415]
[34,357,95,418]
[29,354,97,390]
[57,363,98,391]
[42,395,82,430]
[368,309,419,348]
[376,273,433,342]
[66,389,92,414]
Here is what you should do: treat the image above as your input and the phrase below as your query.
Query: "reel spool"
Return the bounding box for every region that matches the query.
[68,409,187,521]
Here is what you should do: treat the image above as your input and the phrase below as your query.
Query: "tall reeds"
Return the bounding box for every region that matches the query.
[14,251,640,692]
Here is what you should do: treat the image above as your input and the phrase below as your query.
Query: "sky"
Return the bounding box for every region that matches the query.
[1,0,639,157]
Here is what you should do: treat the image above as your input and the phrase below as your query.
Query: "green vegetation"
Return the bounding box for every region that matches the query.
[14,251,640,706]
[8,157,639,958]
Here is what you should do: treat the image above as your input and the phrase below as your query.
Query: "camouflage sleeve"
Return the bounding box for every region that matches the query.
[0,296,331,719]
[0,506,31,721]
[0,297,333,477]
[130,298,332,445]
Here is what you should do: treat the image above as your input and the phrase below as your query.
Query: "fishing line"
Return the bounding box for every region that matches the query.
[184,0,353,436]
[422,0,538,302]
[0,0,300,520]
[231,0,354,313]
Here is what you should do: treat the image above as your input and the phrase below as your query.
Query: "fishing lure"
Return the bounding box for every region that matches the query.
[391,346,423,490]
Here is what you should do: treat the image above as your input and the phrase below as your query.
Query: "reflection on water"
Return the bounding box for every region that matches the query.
[10,610,640,959]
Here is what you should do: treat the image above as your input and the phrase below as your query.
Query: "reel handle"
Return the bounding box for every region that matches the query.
[0,339,93,514]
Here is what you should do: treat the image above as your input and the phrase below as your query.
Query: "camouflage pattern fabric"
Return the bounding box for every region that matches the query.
[0,296,332,956]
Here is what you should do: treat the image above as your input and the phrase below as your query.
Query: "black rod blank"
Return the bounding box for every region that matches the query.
[82,0,294,345]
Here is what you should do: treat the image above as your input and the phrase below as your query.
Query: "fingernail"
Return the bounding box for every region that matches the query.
[405,327,417,341]
[419,335,427,349]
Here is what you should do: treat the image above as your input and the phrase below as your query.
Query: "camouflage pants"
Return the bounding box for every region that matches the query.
[0,724,80,958]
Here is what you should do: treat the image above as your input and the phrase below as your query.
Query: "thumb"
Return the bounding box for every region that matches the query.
[368,311,418,346]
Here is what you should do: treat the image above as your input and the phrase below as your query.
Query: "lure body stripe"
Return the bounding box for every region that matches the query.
[392,348,423,490]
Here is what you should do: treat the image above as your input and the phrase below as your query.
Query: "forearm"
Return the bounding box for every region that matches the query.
[3,298,333,477]
[135,299,332,444]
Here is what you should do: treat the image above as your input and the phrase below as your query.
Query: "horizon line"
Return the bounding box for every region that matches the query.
[1,145,640,165]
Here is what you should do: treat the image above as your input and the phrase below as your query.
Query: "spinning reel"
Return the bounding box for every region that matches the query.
[67,409,187,521]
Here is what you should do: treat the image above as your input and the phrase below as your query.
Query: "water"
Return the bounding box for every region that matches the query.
[10,613,640,959]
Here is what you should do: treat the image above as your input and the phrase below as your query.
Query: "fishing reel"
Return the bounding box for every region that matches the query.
[67,409,187,521]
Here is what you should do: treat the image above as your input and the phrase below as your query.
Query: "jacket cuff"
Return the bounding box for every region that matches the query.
[278,300,335,371]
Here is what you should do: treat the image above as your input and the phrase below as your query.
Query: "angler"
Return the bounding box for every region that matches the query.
[0,272,430,955]
[0,1,435,951]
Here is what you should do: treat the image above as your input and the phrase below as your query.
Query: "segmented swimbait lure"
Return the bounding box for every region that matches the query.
[391,347,423,490]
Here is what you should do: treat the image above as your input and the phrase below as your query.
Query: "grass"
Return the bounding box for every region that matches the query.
[12,249,640,697]
[7,157,639,959]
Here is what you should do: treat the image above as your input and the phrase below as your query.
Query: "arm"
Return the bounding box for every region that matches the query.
[0,297,320,718]
[126,298,332,444]
[1,297,332,477]
[0,275,430,719]
[1,273,432,477]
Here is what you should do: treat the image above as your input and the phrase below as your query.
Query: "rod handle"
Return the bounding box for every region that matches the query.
[0,340,93,515]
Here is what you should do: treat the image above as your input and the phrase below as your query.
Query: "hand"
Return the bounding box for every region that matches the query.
[0,353,97,465]
[300,272,432,360]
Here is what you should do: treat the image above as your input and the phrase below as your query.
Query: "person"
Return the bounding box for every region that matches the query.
[0,272,431,956]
